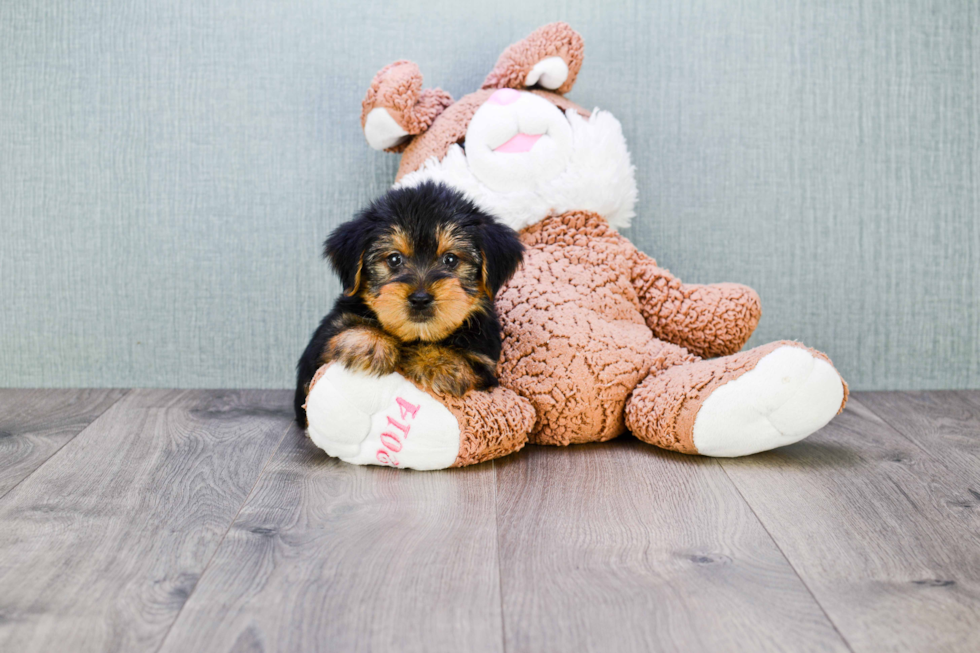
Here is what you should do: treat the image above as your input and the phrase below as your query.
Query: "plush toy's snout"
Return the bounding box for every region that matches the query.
[360,22,586,160]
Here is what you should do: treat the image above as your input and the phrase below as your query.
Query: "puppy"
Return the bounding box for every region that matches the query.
[294,181,524,426]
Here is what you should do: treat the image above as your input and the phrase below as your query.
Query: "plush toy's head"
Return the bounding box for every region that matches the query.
[360,23,638,233]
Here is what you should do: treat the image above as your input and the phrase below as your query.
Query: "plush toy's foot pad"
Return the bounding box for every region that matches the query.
[626,341,847,457]
[304,364,461,470]
[692,344,846,456]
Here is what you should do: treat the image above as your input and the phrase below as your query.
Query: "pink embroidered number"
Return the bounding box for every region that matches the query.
[387,416,410,435]
[376,397,420,467]
[379,432,403,452]
[397,396,420,420]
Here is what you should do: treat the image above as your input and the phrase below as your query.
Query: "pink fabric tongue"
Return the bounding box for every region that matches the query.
[494,133,542,153]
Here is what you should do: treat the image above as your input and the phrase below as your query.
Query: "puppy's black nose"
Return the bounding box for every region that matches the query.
[408,290,434,309]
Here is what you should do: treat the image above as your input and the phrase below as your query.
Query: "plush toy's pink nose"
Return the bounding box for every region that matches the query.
[488,88,521,105]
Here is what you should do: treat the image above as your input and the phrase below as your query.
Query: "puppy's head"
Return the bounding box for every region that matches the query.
[325,181,523,342]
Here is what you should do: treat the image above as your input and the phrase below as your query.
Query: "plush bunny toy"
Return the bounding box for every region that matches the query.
[303,23,848,470]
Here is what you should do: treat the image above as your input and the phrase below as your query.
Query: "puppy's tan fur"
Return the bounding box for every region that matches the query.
[366,277,485,343]
[323,317,400,377]
[400,344,493,396]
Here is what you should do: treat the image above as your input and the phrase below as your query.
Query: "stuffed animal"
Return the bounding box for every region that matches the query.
[303,22,847,470]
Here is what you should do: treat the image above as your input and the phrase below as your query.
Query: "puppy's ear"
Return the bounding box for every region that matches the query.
[477,219,524,296]
[323,216,373,296]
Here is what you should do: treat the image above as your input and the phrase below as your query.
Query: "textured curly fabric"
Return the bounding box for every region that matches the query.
[481,22,584,95]
[632,258,762,359]
[494,210,759,446]
[443,386,535,467]
[625,340,849,454]
[360,60,453,153]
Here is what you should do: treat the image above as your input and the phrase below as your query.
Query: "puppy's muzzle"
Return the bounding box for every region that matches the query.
[408,289,434,318]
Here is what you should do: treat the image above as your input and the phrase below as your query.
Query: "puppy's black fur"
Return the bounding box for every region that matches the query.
[295,181,523,426]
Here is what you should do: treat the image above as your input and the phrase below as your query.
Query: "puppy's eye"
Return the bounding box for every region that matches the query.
[386,253,403,269]
[442,253,459,269]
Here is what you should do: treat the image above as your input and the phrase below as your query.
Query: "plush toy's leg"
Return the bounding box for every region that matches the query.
[625,341,848,457]
[303,363,534,470]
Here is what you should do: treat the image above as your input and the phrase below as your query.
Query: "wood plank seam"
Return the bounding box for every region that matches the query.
[151,418,297,653]
[720,394,980,652]
[0,389,131,502]
[493,441,849,651]
[857,394,969,469]
[156,427,505,652]
[0,389,297,652]
[716,460,857,653]
[491,459,508,653]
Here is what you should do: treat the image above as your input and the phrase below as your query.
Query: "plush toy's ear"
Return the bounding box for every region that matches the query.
[482,22,584,95]
[361,61,454,153]
[477,218,525,296]
[323,215,376,296]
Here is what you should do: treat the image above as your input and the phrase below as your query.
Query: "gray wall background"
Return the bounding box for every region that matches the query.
[2,0,977,390]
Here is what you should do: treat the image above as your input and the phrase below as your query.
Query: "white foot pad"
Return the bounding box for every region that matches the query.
[305,365,461,470]
[693,346,844,457]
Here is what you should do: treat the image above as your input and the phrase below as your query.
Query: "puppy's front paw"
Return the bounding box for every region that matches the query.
[400,344,478,397]
[327,326,400,376]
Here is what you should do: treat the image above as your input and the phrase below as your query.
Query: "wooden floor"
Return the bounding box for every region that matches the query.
[1,390,978,652]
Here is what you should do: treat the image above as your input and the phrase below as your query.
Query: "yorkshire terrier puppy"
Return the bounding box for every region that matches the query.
[294,181,524,426]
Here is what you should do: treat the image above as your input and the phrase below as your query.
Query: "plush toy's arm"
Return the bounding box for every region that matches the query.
[631,250,762,359]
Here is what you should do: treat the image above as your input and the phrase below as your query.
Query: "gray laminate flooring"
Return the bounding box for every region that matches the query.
[1,389,977,652]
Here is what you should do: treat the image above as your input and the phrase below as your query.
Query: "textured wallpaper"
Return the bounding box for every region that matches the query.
[1,0,977,390]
